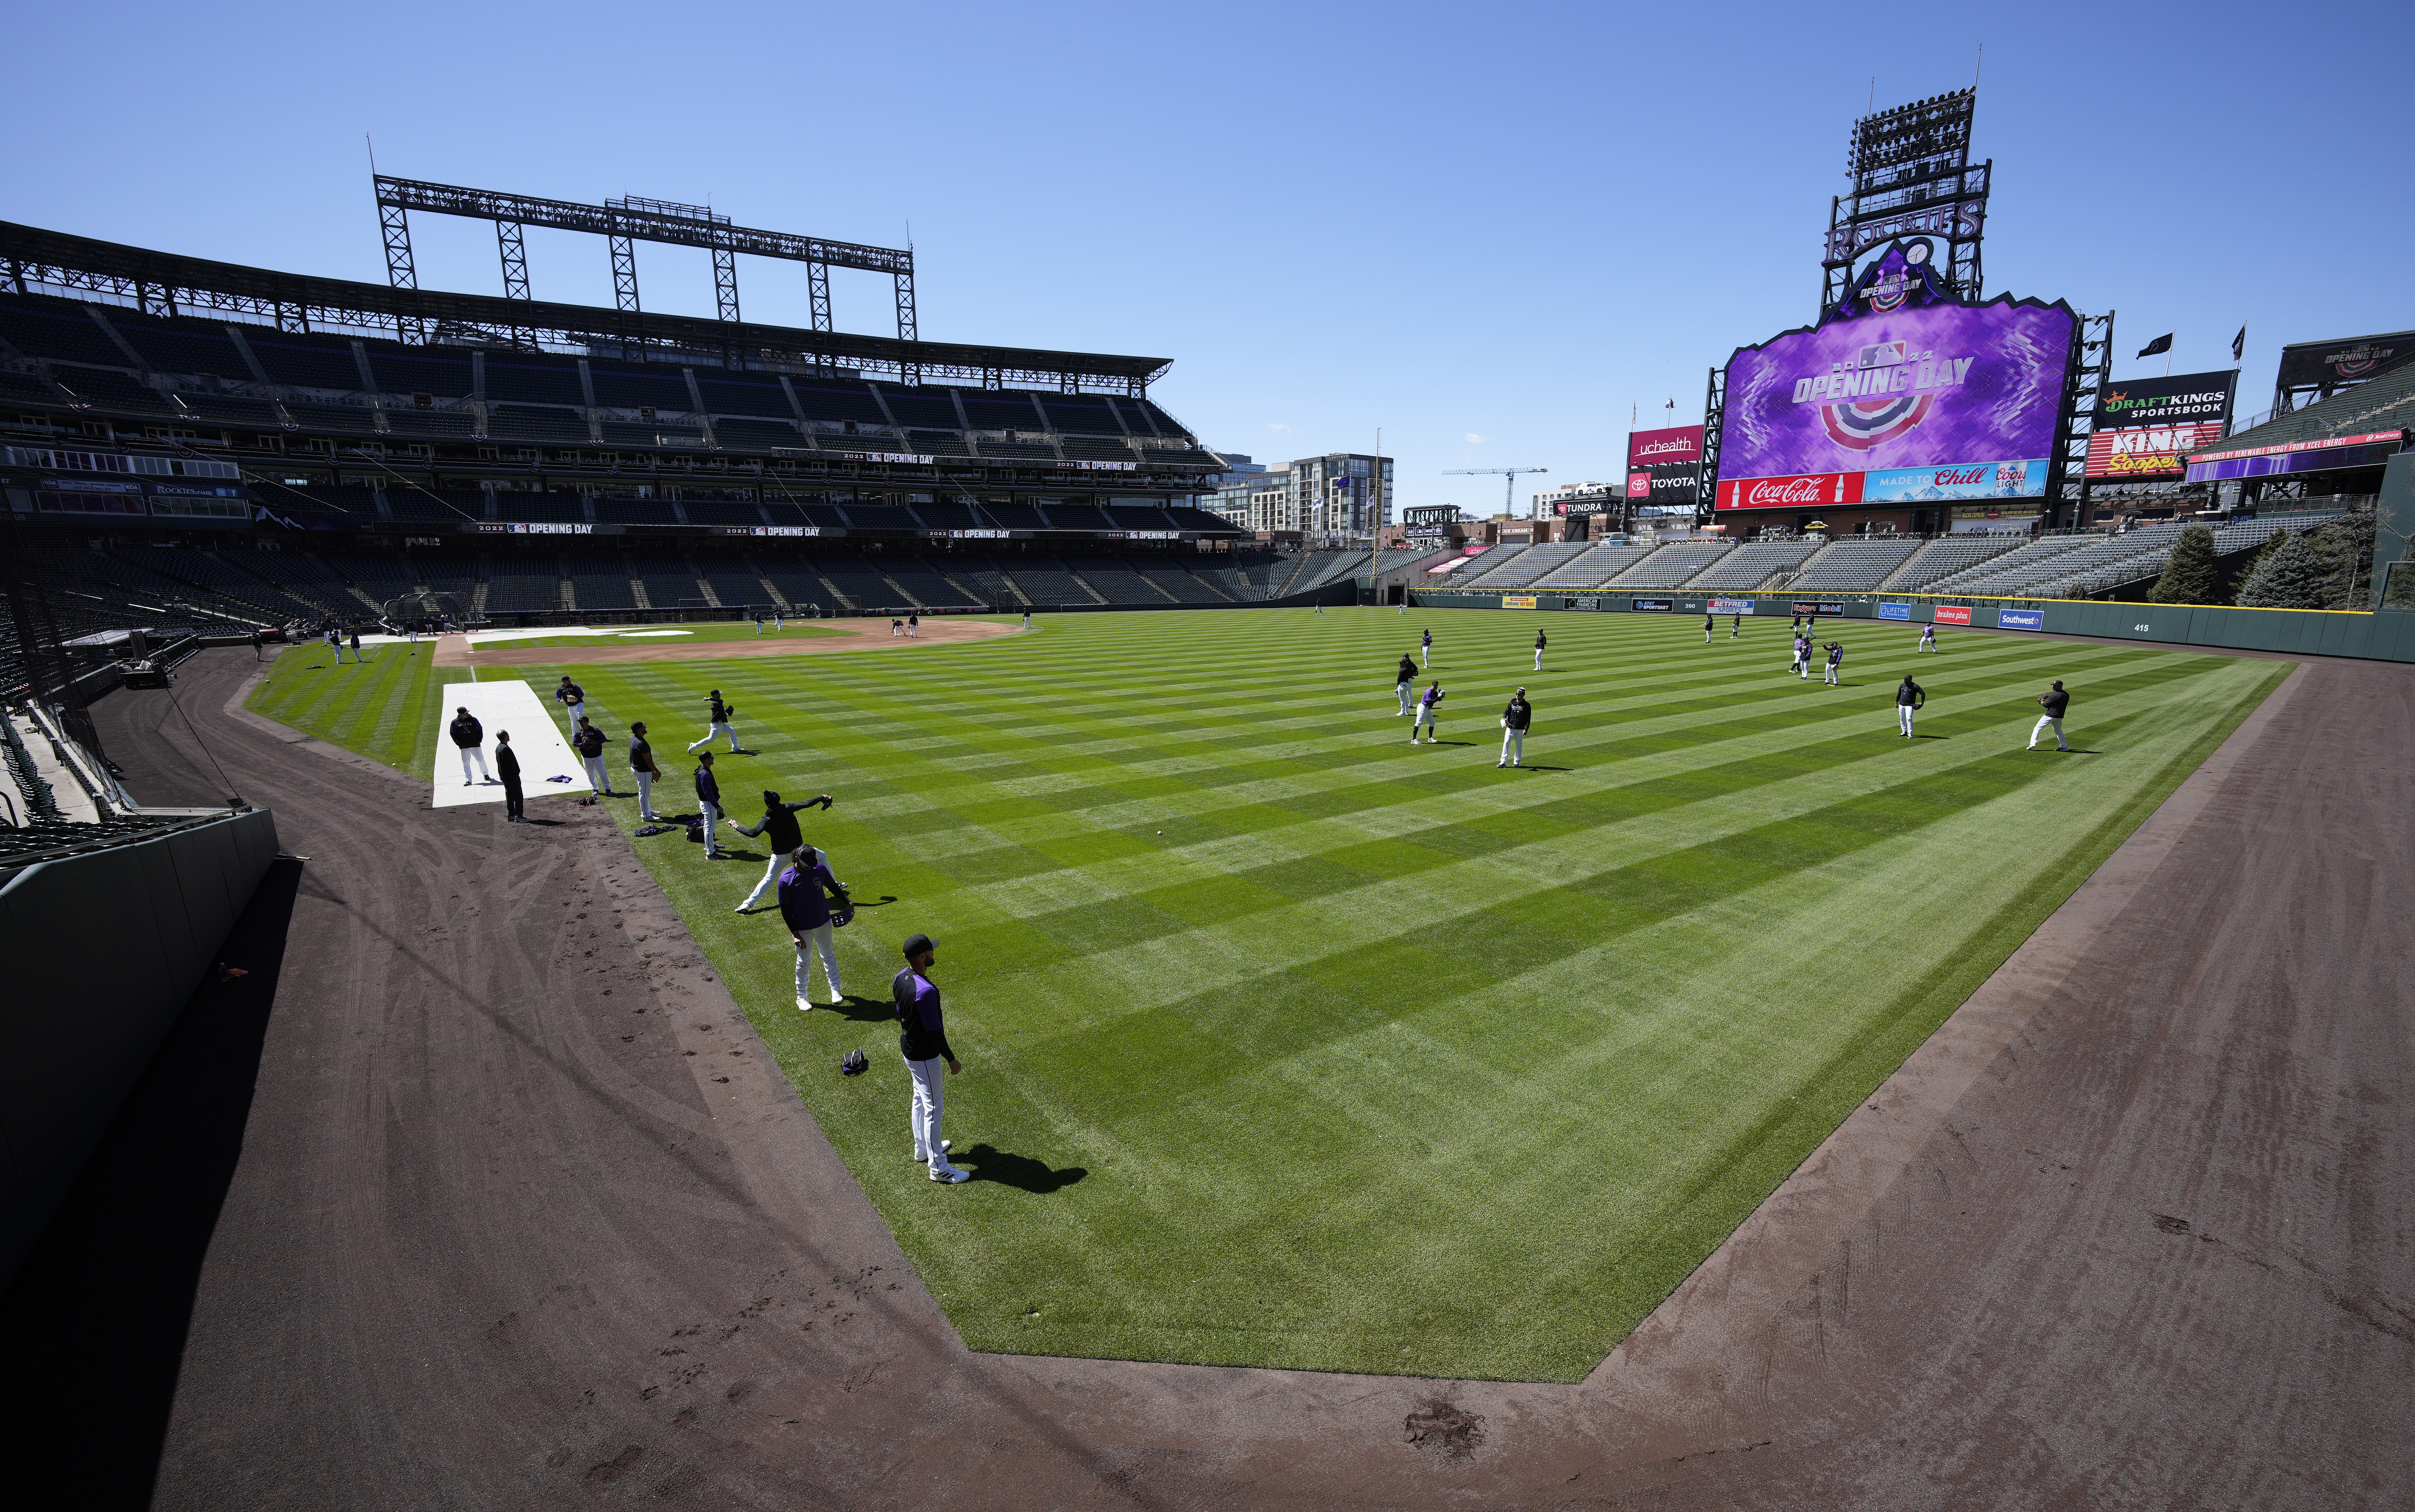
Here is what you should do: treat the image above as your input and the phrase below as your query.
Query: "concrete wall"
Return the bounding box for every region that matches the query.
[0,807,280,1285]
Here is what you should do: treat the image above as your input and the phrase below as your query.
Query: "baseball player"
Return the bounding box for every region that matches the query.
[2029,680,2073,751]
[449,706,490,785]
[1411,681,1445,744]
[628,720,664,820]
[1421,627,1432,668]
[1499,687,1532,768]
[1896,674,1925,738]
[1395,653,1418,715]
[1730,612,1742,639]
[555,676,585,734]
[779,844,850,1009]
[687,689,741,754]
[735,789,835,912]
[574,717,611,795]
[1703,612,1715,645]
[1918,622,1939,652]
[1823,641,1845,686]
[894,934,970,1183]
[1533,628,1547,672]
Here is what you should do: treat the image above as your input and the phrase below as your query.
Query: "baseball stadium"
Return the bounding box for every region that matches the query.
[2,78,2410,1512]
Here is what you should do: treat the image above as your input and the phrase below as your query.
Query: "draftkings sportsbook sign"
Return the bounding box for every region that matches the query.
[2085,370,2236,480]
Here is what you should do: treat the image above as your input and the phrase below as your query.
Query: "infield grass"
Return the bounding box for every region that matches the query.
[247,605,2289,1380]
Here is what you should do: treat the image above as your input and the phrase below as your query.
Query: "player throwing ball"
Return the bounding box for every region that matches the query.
[1411,681,1445,744]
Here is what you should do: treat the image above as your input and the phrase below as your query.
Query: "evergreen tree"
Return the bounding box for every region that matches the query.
[2234,531,2328,609]
[2150,524,2221,604]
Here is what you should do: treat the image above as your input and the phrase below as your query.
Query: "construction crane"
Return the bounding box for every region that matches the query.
[1443,466,1549,518]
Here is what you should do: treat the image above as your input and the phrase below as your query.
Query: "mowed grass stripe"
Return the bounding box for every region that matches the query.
[245,608,2287,1380]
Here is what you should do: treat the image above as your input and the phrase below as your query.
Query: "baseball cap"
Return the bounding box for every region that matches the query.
[902,933,935,959]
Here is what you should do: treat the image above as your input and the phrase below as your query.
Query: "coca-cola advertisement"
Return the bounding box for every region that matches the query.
[1625,424,1704,508]
[1713,472,1865,511]
[1716,279,2076,485]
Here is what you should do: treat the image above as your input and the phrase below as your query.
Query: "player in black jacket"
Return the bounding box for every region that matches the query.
[2028,680,2072,751]
[449,706,490,785]
[1896,675,1925,737]
[686,689,742,755]
[735,789,836,911]
[1498,688,1532,768]
[495,731,525,822]
[1395,654,1418,716]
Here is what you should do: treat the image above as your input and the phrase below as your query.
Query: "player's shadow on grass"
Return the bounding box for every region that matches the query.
[953,1143,1086,1193]
[1513,764,1571,772]
[826,994,905,1024]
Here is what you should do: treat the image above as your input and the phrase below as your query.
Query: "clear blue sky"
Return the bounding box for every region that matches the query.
[6,1,2406,513]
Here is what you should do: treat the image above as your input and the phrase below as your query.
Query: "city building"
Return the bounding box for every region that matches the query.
[1206,452,1393,542]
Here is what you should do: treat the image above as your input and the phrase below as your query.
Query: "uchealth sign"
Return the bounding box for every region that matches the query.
[1932,604,1973,625]
[1714,471,1864,510]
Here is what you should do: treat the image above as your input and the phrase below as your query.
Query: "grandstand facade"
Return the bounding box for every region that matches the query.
[0,221,1320,624]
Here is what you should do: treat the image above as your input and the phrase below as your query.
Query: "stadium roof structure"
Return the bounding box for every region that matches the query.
[2215,360,2415,455]
[0,221,1174,395]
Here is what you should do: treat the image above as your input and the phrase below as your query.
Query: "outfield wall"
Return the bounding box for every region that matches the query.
[1403,587,2415,662]
[0,806,280,1287]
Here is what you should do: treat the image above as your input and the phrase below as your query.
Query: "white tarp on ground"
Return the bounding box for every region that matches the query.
[430,680,584,809]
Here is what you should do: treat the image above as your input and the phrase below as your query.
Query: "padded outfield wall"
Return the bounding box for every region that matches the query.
[0,807,280,1286]
[1404,586,2415,662]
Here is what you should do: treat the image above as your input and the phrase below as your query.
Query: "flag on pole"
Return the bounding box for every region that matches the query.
[2137,333,2174,359]
[2232,326,2246,362]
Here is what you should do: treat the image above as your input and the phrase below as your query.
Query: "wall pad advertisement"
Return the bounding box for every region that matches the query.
[1879,602,1912,620]
[1715,242,2075,504]
[1708,597,1756,614]
[1932,604,1974,625]
[1998,608,2045,630]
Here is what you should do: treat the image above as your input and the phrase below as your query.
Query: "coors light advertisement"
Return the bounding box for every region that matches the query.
[1715,242,2076,504]
[2085,370,2237,481]
[1624,423,1703,508]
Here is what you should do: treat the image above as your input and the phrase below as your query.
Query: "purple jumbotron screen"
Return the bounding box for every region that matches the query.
[1718,299,2076,480]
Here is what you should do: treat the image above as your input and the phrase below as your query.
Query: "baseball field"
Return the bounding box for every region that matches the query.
[244,605,2288,1382]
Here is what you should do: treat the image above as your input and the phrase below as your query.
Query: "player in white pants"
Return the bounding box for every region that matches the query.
[2029,680,2072,751]
[778,846,848,1007]
[1395,654,1417,715]
[1411,682,1444,743]
[1498,687,1531,768]
[1533,629,1546,671]
[1896,675,1924,737]
[686,689,740,753]
[1918,624,1938,652]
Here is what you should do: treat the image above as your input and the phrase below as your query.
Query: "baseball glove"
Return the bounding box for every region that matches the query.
[827,886,856,927]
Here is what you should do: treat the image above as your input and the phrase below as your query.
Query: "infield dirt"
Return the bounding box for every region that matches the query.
[429,616,1021,668]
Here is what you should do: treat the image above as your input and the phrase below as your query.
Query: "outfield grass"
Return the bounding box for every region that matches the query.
[247,606,2289,1380]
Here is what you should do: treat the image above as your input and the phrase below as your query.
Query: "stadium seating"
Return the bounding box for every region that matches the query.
[1039,397,1124,435]
[1782,537,1923,591]
[1052,555,1165,604]
[281,401,379,434]
[111,548,322,622]
[493,493,590,525]
[698,561,772,610]
[1918,536,2102,595]
[381,409,476,441]
[219,547,373,616]
[482,357,587,406]
[878,389,963,429]
[1607,540,1732,586]
[974,440,1060,463]
[1463,542,1589,589]
[564,551,637,611]
[808,553,912,611]
[711,417,803,450]
[379,488,481,525]
[754,554,850,612]
[998,556,1099,606]
[0,302,140,366]
[244,333,367,390]
[594,496,682,526]
[632,554,710,611]
[1124,554,1229,603]
[176,392,283,427]
[1451,544,1532,587]
[50,367,176,415]
[941,556,1027,606]
[874,554,978,608]
[487,405,592,443]
[316,549,420,605]
[588,368,695,413]
[483,558,565,612]
[1684,540,1821,590]
[413,553,478,605]
[694,378,795,418]
[959,394,1046,432]
[113,319,250,378]
[761,497,849,529]
[599,420,703,448]
[1878,535,2027,590]
[839,501,918,531]
[1059,436,1136,461]
[789,382,889,427]
[1527,542,1656,588]
[367,352,475,400]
